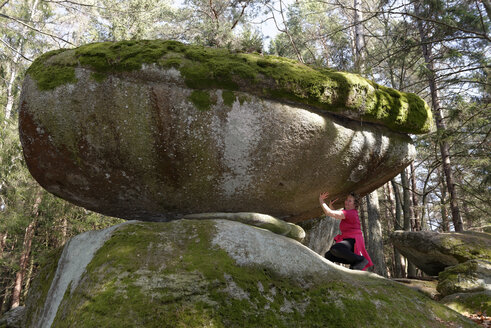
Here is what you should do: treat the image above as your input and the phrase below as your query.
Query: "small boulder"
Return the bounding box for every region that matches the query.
[437,260,491,297]
[390,230,491,276]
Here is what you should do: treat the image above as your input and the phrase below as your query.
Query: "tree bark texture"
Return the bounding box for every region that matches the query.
[0,232,7,259]
[401,169,413,231]
[391,179,405,277]
[438,167,450,232]
[390,179,403,230]
[366,190,387,277]
[401,168,417,276]
[410,162,421,230]
[353,0,365,72]
[359,198,368,241]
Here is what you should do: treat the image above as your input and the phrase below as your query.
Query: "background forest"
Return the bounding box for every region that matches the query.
[0,0,489,313]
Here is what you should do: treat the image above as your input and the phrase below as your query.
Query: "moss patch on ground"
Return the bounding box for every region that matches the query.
[440,292,491,317]
[26,40,432,134]
[36,220,474,328]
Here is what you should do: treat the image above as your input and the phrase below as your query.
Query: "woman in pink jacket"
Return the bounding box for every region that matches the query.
[319,192,373,271]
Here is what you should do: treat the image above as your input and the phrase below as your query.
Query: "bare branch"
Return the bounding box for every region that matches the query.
[0,12,74,45]
[0,39,32,62]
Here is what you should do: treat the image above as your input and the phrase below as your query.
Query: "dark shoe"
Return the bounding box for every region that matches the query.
[351,258,369,270]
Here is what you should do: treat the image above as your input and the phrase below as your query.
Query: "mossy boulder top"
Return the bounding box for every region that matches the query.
[390,230,491,276]
[25,40,432,134]
[23,219,474,328]
[20,40,419,221]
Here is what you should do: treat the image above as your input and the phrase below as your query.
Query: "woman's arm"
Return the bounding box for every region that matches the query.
[319,192,345,220]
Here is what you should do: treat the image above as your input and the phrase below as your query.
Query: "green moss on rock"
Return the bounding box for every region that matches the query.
[189,90,215,111]
[437,260,490,296]
[37,221,474,327]
[23,247,65,327]
[439,232,491,262]
[222,90,236,107]
[26,40,432,134]
[26,49,77,91]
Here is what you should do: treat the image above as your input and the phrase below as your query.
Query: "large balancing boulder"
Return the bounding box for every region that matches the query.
[390,230,491,276]
[19,40,432,221]
[23,219,473,327]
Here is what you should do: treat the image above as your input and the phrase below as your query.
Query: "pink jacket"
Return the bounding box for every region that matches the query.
[333,209,373,270]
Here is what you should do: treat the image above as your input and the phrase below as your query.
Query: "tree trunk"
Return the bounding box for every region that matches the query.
[359,197,368,241]
[401,168,417,277]
[383,183,396,278]
[10,191,41,309]
[10,220,36,309]
[383,183,394,231]
[22,257,35,301]
[391,179,403,230]
[366,190,387,277]
[438,167,450,232]
[462,201,473,229]
[0,232,7,259]
[60,216,68,247]
[410,163,421,230]
[401,169,413,231]
[416,5,463,232]
[401,169,416,277]
[390,179,405,277]
[4,64,18,121]
[353,0,365,72]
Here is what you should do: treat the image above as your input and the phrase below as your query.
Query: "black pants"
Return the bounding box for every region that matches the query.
[325,238,365,265]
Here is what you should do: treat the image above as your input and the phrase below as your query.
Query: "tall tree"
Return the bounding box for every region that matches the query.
[365,190,387,277]
[352,0,364,72]
[389,180,405,277]
[401,168,417,277]
[415,9,463,232]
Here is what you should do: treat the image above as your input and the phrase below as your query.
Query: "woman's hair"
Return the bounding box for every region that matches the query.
[349,192,360,209]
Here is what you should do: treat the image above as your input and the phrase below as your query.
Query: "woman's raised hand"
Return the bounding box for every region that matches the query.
[319,192,329,203]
